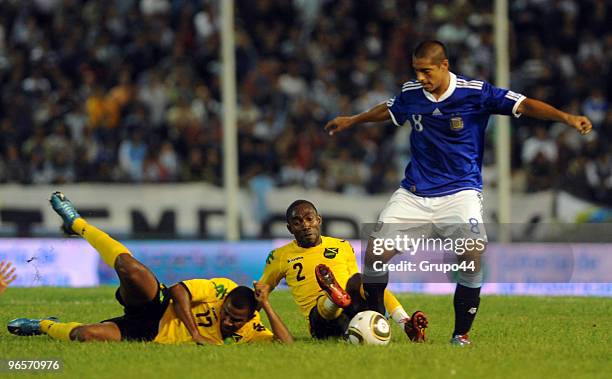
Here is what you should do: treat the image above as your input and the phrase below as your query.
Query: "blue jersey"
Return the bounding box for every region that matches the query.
[387,72,525,197]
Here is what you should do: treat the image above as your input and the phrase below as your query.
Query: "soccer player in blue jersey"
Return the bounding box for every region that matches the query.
[324,40,592,346]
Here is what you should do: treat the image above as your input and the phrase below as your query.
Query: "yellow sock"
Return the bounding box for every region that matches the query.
[41,320,83,341]
[316,295,343,320]
[72,218,132,268]
[384,290,410,326]
[383,289,402,314]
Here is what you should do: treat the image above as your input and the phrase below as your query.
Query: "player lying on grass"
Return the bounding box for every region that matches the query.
[259,200,428,341]
[0,260,17,295]
[8,192,293,345]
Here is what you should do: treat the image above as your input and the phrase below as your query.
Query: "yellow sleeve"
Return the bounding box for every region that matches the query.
[181,278,237,303]
[239,312,274,343]
[259,249,284,289]
[344,241,360,276]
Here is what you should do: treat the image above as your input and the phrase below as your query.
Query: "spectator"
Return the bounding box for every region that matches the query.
[522,127,559,192]
[0,0,607,206]
[45,150,75,184]
[118,129,147,182]
[585,151,612,203]
[0,144,28,183]
[158,142,180,181]
[582,88,608,129]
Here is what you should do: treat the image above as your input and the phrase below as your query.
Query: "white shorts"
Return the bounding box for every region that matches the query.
[371,188,487,242]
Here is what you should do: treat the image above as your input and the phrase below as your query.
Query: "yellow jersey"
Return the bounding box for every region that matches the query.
[259,236,359,317]
[154,278,274,345]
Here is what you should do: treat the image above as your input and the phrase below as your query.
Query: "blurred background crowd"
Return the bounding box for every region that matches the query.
[0,0,610,205]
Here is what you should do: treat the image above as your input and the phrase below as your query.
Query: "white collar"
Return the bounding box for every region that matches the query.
[422,72,456,103]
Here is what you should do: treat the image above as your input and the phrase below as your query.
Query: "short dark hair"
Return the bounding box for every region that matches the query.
[413,40,448,64]
[226,286,257,315]
[285,200,318,222]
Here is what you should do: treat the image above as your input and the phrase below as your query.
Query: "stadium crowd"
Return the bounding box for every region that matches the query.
[0,0,610,204]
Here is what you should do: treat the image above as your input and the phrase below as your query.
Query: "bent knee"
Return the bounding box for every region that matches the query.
[115,255,148,280]
[345,273,362,295]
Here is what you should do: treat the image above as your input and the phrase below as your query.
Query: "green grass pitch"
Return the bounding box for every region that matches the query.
[1,287,610,379]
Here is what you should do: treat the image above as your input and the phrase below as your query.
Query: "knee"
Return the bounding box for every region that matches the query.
[345,273,362,295]
[457,270,483,289]
[115,255,146,280]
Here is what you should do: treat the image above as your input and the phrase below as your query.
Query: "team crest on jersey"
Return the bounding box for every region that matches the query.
[450,116,464,130]
[213,282,228,299]
[323,247,339,259]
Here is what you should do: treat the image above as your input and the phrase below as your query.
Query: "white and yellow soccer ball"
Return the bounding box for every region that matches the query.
[345,310,391,345]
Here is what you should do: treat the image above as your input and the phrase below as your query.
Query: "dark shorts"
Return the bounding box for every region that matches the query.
[308,303,350,339]
[309,274,372,339]
[101,284,170,341]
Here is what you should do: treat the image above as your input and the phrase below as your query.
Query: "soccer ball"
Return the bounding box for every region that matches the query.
[345,310,391,345]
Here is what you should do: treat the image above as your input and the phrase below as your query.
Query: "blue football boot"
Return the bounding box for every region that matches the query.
[49,192,81,235]
[7,317,59,336]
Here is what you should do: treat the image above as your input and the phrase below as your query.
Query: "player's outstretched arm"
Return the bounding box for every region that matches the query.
[324,102,391,135]
[168,283,219,345]
[253,281,294,344]
[0,260,17,295]
[517,98,592,135]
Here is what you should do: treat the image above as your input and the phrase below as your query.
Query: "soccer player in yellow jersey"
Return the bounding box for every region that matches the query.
[259,200,427,341]
[8,192,293,345]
